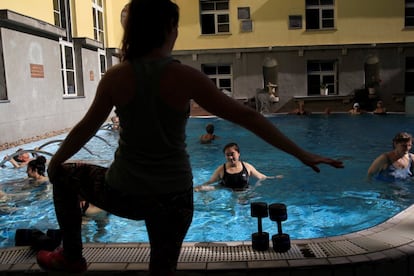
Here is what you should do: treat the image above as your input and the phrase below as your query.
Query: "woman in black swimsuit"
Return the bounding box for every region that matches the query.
[194,142,268,191]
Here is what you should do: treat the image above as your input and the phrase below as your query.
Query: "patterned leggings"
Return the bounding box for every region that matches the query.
[52,163,193,275]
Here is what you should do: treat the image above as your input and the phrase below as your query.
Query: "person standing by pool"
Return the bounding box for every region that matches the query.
[367,132,414,181]
[194,142,268,191]
[199,123,219,144]
[36,0,344,275]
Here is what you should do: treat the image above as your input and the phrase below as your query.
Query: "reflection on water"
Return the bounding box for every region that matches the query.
[1,114,414,247]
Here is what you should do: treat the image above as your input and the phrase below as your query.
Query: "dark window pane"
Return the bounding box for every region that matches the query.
[98,11,103,29]
[60,3,66,29]
[201,2,214,11]
[54,13,60,26]
[218,24,229,32]
[201,14,215,34]
[61,70,65,95]
[407,0,414,4]
[100,55,106,73]
[322,9,334,17]
[219,79,231,88]
[306,9,320,29]
[218,66,230,74]
[66,71,75,94]
[322,19,334,28]
[321,0,334,5]
[99,31,104,42]
[218,14,229,23]
[405,17,414,26]
[64,46,73,69]
[322,75,334,84]
[406,57,414,69]
[307,62,320,72]
[406,7,414,15]
[308,75,321,95]
[216,2,229,10]
[306,0,319,6]
[405,72,414,92]
[202,65,217,75]
[321,62,334,71]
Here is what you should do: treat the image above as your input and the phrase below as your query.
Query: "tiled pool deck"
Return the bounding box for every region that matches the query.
[1,204,414,275]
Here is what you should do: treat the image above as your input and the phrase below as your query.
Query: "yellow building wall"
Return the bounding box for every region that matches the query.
[1,0,412,51]
[0,0,54,24]
[174,0,413,51]
[104,0,129,49]
[71,1,94,40]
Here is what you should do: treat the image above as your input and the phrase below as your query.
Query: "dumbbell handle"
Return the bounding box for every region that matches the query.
[258,218,263,233]
[277,221,283,235]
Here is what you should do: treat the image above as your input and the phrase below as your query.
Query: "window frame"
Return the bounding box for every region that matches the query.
[98,48,107,79]
[200,0,230,35]
[405,57,414,93]
[405,0,414,27]
[307,60,337,96]
[201,64,233,96]
[59,39,78,97]
[305,0,335,30]
[53,0,62,27]
[92,0,105,43]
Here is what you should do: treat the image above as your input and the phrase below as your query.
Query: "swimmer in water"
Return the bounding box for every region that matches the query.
[194,142,270,192]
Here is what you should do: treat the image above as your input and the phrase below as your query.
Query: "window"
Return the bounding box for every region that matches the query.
[59,39,77,96]
[289,15,303,29]
[0,75,6,101]
[405,57,414,93]
[307,60,337,95]
[98,49,106,79]
[237,7,250,20]
[53,0,67,28]
[405,0,414,27]
[92,0,105,43]
[201,64,232,95]
[306,0,335,30]
[200,0,230,34]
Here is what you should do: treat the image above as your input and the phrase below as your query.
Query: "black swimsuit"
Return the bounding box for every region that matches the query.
[220,162,249,191]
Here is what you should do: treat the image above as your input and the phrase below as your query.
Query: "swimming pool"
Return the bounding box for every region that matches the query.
[1,113,414,248]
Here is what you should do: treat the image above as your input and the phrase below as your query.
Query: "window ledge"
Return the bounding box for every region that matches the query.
[63,96,86,100]
[0,100,10,104]
[294,95,352,102]
[305,28,337,32]
[200,33,232,37]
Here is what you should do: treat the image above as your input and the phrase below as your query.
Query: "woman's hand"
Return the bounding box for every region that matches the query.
[299,151,344,173]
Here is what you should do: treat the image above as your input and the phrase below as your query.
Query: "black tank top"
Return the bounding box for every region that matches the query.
[220,162,249,191]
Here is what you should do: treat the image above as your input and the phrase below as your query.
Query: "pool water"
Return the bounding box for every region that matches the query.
[1,113,414,248]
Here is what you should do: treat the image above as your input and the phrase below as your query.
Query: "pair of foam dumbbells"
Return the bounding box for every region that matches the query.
[250,202,291,252]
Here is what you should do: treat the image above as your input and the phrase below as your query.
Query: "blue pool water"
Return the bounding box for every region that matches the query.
[1,113,414,248]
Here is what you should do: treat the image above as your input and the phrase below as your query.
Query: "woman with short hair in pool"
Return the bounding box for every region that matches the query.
[367,132,414,181]
[199,123,219,144]
[194,142,269,192]
[3,148,33,168]
[36,1,343,274]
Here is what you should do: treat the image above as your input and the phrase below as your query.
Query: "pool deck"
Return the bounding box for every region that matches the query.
[1,204,414,275]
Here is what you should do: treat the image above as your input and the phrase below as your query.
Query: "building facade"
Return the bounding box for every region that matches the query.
[0,0,413,145]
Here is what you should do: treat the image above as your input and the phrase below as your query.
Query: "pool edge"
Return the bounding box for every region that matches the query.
[1,203,414,275]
